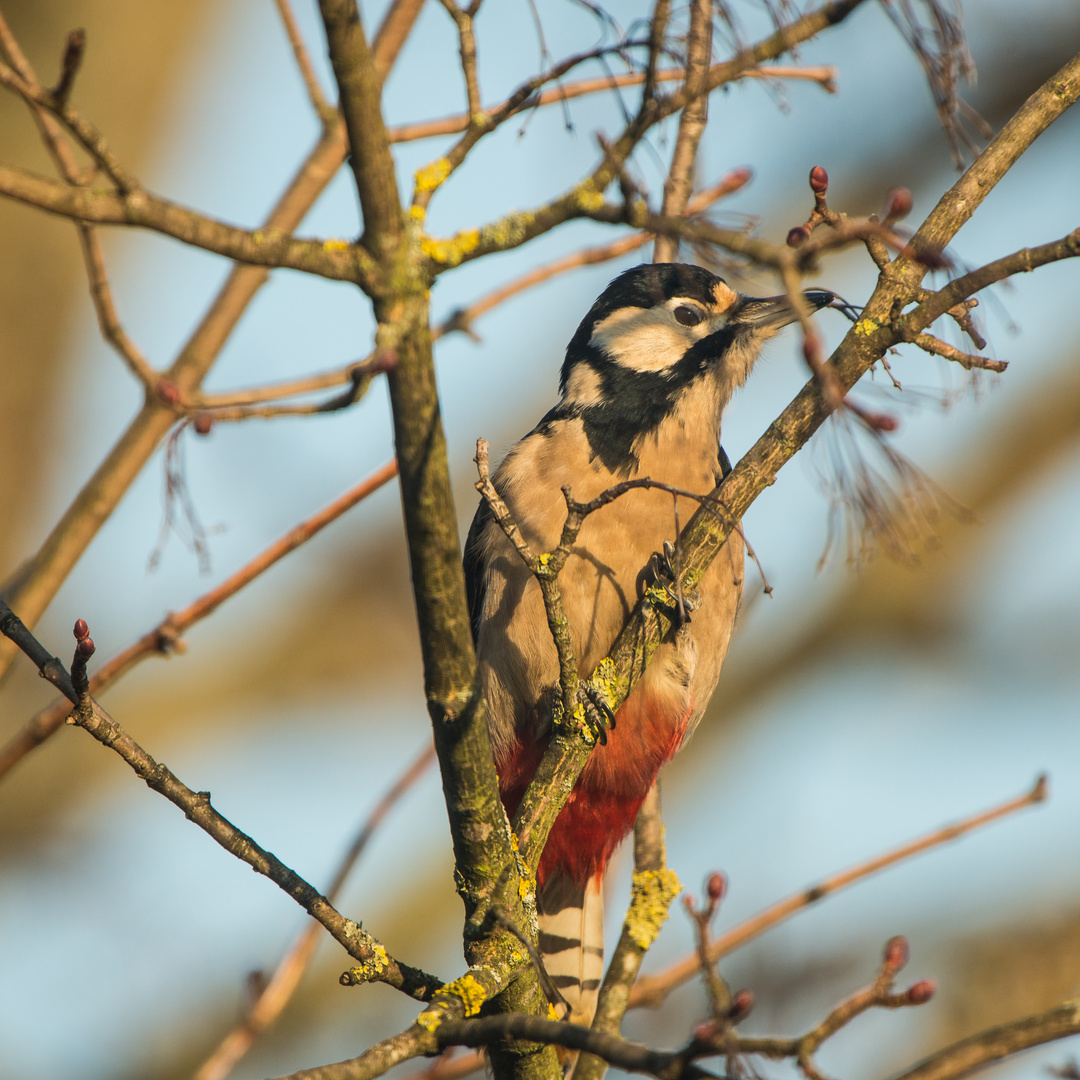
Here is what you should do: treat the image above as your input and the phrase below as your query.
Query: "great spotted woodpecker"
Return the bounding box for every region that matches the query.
[464,263,833,1023]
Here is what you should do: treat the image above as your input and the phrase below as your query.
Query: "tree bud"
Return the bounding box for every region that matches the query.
[693,1020,718,1043]
[883,935,909,972]
[906,980,936,1004]
[76,636,96,658]
[156,379,181,405]
[868,412,900,432]
[73,618,89,640]
[193,414,213,436]
[787,226,810,247]
[729,989,755,1020]
[706,872,728,902]
[725,166,753,191]
[884,186,913,220]
[809,166,829,193]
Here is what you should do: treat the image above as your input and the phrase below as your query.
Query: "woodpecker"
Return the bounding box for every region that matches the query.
[464,263,832,1023]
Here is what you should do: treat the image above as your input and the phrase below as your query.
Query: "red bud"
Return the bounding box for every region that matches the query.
[156,379,181,405]
[884,186,913,220]
[725,167,753,190]
[883,936,909,972]
[693,1020,718,1043]
[706,872,728,902]
[787,226,810,247]
[76,636,96,658]
[809,166,829,193]
[193,414,213,436]
[867,411,900,432]
[729,989,755,1020]
[73,619,89,640]
[906,980,936,1004]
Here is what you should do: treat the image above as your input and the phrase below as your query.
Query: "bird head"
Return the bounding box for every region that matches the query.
[560,262,833,398]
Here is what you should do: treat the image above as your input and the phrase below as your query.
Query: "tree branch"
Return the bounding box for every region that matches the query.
[0,164,367,282]
[0,461,398,781]
[890,999,1080,1080]
[509,48,1078,904]
[631,776,1047,1008]
[319,0,403,259]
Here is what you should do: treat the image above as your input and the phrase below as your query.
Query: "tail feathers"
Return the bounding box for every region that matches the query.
[538,872,604,1026]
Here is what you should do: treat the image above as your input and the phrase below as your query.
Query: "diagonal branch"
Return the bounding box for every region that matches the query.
[0,461,398,781]
[319,0,403,258]
[386,64,838,144]
[509,50,1079,896]
[0,600,442,1001]
[0,164,368,283]
[419,0,867,274]
[890,999,1080,1080]
[0,0,424,681]
[653,0,713,263]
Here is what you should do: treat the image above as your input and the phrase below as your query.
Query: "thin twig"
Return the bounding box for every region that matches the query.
[905,331,1007,373]
[194,744,435,1080]
[387,64,838,142]
[0,599,441,999]
[630,776,1048,1008]
[274,0,336,124]
[435,170,750,340]
[0,13,158,387]
[891,998,1080,1080]
[654,0,713,263]
[0,461,398,781]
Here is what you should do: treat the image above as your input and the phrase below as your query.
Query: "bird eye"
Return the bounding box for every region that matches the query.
[674,305,702,327]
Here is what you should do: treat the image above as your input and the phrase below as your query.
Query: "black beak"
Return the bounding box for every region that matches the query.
[733,289,835,331]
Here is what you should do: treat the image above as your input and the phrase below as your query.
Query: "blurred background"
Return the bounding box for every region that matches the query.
[1,2,1078,1079]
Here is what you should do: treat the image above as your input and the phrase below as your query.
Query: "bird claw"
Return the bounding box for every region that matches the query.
[648,541,699,627]
[552,679,615,745]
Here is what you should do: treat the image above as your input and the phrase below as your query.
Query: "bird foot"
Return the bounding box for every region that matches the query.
[551,678,615,745]
[648,540,700,627]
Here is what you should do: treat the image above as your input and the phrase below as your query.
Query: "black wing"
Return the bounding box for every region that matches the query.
[462,496,494,646]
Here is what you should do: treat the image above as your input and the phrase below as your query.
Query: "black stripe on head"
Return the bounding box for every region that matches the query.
[543,323,739,474]
[559,263,729,392]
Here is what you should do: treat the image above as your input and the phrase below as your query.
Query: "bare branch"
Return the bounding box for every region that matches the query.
[0,0,422,678]
[386,64,838,144]
[890,999,1080,1080]
[654,0,713,263]
[434,169,751,341]
[194,744,435,1080]
[904,331,1008,373]
[420,0,868,273]
[0,163,368,283]
[275,0,337,125]
[319,0,403,257]
[0,462,398,780]
[631,776,1048,1008]
[0,600,442,999]
[269,1024,437,1080]
[902,228,1080,333]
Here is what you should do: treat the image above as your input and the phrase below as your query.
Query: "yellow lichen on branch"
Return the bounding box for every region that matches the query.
[625,868,682,949]
[421,228,481,266]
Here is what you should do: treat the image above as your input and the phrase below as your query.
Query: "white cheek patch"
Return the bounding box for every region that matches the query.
[562,363,604,406]
[590,307,691,372]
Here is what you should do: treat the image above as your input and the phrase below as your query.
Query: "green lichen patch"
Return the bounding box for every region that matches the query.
[854,317,881,336]
[624,868,682,950]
